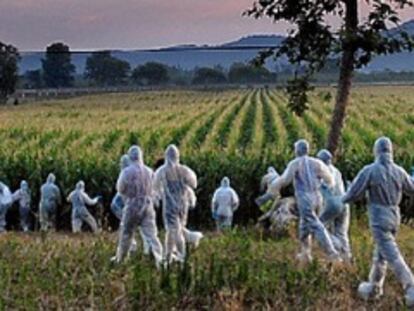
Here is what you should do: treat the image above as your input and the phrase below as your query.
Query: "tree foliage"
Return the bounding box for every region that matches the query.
[84,51,131,86]
[25,69,43,89]
[246,0,414,116]
[42,42,75,88]
[192,67,227,85]
[228,62,276,84]
[0,42,20,101]
[131,62,169,85]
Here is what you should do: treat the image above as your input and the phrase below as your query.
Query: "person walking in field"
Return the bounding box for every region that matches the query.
[211,177,240,231]
[261,167,279,193]
[317,149,352,262]
[110,154,132,220]
[268,139,341,263]
[180,185,204,248]
[0,182,12,232]
[153,157,203,256]
[153,144,197,264]
[39,173,61,232]
[12,180,32,232]
[112,145,163,267]
[255,167,280,207]
[67,181,100,233]
[342,137,414,306]
[111,154,150,255]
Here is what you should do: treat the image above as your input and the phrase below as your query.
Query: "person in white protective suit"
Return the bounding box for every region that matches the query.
[111,154,149,255]
[268,139,341,263]
[257,196,298,235]
[112,145,163,267]
[0,182,12,232]
[317,149,352,262]
[39,173,61,231]
[153,144,197,263]
[153,178,203,258]
[181,185,204,248]
[255,167,280,207]
[67,181,100,233]
[211,177,240,231]
[12,180,32,232]
[342,137,414,306]
[261,167,279,192]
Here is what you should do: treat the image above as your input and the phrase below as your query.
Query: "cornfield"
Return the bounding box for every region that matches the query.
[1,86,414,309]
[1,86,413,228]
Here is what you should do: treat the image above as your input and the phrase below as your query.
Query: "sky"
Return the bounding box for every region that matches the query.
[1,0,414,51]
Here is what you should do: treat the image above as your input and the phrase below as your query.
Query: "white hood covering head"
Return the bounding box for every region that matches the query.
[47,173,56,183]
[120,154,130,169]
[221,177,230,188]
[295,139,310,157]
[317,149,333,165]
[128,145,143,165]
[76,180,85,191]
[374,136,393,164]
[268,166,277,174]
[20,180,29,190]
[165,144,180,165]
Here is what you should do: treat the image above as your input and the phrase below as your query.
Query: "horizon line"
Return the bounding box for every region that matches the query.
[18,33,285,53]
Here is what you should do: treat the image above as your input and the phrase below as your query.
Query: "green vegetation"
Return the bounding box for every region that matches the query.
[0,87,413,228]
[0,86,414,309]
[42,42,75,88]
[1,223,414,309]
[0,41,20,101]
[84,51,131,86]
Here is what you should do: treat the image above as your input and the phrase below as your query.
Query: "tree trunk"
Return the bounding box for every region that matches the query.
[326,0,358,156]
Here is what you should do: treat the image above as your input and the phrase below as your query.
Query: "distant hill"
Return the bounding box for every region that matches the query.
[361,20,414,72]
[221,34,284,47]
[18,21,414,74]
[19,35,285,75]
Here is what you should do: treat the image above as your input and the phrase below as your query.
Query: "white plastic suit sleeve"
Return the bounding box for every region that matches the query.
[116,170,128,196]
[231,189,240,211]
[81,192,99,206]
[67,191,75,203]
[268,161,296,196]
[0,185,12,206]
[181,165,197,189]
[342,166,371,204]
[402,171,414,195]
[12,190,22,203]
[316,160,335,189]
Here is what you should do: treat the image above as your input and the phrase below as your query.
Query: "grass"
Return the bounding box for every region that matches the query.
[1,221,414,309]
[261,90,278,146]
[237,90,258,152]
[0,86,413,309]
[214,92,249,148]
[0,86,414,227]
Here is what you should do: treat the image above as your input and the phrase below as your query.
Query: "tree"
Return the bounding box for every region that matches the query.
[25,69,43,89]
[84,51,131,86]
[167,66,193,85]
[0,42,20,102]
[228,62,275,84]
[132,62,169,85]
[42,42,75,88]
[246,0,414,155]
[192,67,227,85]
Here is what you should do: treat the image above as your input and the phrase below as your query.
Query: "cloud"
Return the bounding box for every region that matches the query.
[0,0,413,50]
